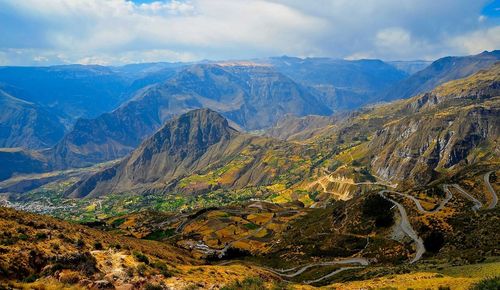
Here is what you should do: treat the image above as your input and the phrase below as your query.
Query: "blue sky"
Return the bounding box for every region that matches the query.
[0,0,498,65]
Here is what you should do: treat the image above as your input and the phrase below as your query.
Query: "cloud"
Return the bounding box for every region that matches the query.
[448,26,500,55]
[0,0,498,65]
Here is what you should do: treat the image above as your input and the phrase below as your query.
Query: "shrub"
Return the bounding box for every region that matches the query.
[362,194,394,227]
[22,274,39,283]
[75,238,85,248]
[145,283,164,290]
[423,231,445,253]
[133,251,149,264]
[151,261,172,277]
[45,252,99,276]
[221,277,265,290]
[93,242,103,250]
[35,232,47,240]
[58,270,80,284]
[469,276,500,290]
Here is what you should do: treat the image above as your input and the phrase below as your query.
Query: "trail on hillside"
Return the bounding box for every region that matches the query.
[378,190,426,264]
[484,171,498,209]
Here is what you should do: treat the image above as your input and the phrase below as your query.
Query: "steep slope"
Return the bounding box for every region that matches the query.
[307,63,500,189]
[0,148,49,181]
[66,108,319,199]
[0,65,129,120]
[49,64,330,168]
[265,56,408,110]
[0,89,66,149]
[369,63,500,186]
[379,50,500,101]
[265,114,338,141]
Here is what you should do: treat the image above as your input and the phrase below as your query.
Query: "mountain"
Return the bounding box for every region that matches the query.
[369,62,500,186]
[0,63,185,123]
[0,148,48,181]
[66,109,237,197]
[265,114,339,141]
[1,60,499,290]
[379,50,500,102]
[0,65,129,121]
[0,89,65,149]
[310,62,500,188]
[48,64,331,168]
[264,56,408,110]
[66,108,317,198]
[387,60,432,74]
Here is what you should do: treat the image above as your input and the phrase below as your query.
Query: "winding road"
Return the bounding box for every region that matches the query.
[450,184,483,211]
[266,257,369,278]
[484,171,498,209]
[303,266,364,285]
[378,190,425,264]
[200,172,498,283]
[376,171,497,264]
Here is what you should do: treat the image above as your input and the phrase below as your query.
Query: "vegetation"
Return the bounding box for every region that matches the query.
[362,194,394,227]
[469,276,500,290]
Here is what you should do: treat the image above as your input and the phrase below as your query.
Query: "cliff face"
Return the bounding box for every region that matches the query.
[369,64,500,186]
[0,149,49,181]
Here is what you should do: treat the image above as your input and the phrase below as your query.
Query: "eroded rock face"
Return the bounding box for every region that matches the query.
[67,109,239,197]
[369,64,500,187]
[48,64,331,169]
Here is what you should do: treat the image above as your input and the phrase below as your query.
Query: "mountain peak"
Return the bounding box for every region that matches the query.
[67,108,239,197]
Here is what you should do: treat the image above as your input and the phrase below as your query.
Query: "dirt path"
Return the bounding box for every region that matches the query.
[378,190,426,264]
[484,171,498,209]
[451,184,483,211]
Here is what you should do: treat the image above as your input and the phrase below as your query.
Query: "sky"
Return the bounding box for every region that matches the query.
[0,0,499,65]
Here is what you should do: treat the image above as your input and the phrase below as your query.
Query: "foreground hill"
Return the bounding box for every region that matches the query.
[0,207,283,289]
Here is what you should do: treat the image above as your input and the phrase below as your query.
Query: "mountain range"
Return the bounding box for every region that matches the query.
[0,51,499,289]
[64,62,500,200]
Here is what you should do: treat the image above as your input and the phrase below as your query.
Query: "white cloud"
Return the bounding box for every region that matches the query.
[448,26,500,55]
[0,0,497,65]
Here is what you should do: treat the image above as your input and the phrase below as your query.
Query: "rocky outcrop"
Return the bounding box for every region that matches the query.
[369,64,500,186]
[66,109,240,197]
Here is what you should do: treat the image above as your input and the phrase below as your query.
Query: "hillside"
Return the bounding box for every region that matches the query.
[66,109,319,199]
[48,64,331,169]
[265,56,408,110]
[0,207,283,289]
[0,148,49,181]
[367,62,500,186]
[379,50,500,102]
[0,89,66,149]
